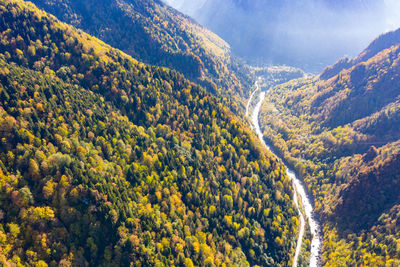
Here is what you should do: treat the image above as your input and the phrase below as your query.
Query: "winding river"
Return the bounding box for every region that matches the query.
[248,81,322,267]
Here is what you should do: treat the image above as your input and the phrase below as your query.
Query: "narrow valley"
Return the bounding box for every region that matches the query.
[1,0,400,266]
[248,79,322,266]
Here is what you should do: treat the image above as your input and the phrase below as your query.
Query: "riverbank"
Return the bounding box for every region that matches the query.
[247,78,321,266]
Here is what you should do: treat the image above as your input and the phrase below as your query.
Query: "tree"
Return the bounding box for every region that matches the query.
[29,158,40,180]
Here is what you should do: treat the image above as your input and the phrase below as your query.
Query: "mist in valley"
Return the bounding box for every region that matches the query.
[164,0,400,72]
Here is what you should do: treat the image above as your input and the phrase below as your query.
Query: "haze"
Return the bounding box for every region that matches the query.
[164,0,400,72]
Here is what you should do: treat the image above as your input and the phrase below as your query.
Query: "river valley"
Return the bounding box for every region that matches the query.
[248,80,322,267]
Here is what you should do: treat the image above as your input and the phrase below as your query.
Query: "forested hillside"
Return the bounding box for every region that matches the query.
[0,0,299,265]
[320,28,400,80]
[259,28,400,265]
[30,0,252,111]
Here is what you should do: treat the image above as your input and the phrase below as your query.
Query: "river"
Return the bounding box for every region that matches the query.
[248,81,322,267]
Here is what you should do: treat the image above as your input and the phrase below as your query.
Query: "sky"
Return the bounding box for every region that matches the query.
[384,0,400,31]
[164,0,207,14]
[163,0,400,72]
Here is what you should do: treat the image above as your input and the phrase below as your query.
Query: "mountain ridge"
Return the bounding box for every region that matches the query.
[320,28,400,80]
[31,0,252,110]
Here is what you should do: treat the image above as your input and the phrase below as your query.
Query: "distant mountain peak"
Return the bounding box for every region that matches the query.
[320,27,400,80]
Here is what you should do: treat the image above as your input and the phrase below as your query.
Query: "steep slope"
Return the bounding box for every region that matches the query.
[312,43,400,128]
[320,27,400,79]
[30,0,252,110]
[258,28,400,265]
[0,0,298,266]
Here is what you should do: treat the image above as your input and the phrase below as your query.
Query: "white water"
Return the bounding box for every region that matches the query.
[245,79,260,117]
[248,84,321,267]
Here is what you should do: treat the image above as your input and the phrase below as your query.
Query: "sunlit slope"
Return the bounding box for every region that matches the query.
[31,0,252,109]
[320,28,400,79]
[0,0,298,266]
[259,28,400,265]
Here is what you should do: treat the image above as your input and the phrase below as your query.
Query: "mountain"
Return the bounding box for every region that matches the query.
[169,0,396,72]
[30,0,252,111]
[259,28,400,265]
[320,28,400,79]
[0,0,300,266]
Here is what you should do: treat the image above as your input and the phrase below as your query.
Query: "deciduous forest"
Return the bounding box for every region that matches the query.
[0,1,300,265]
[1,0,400,266]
